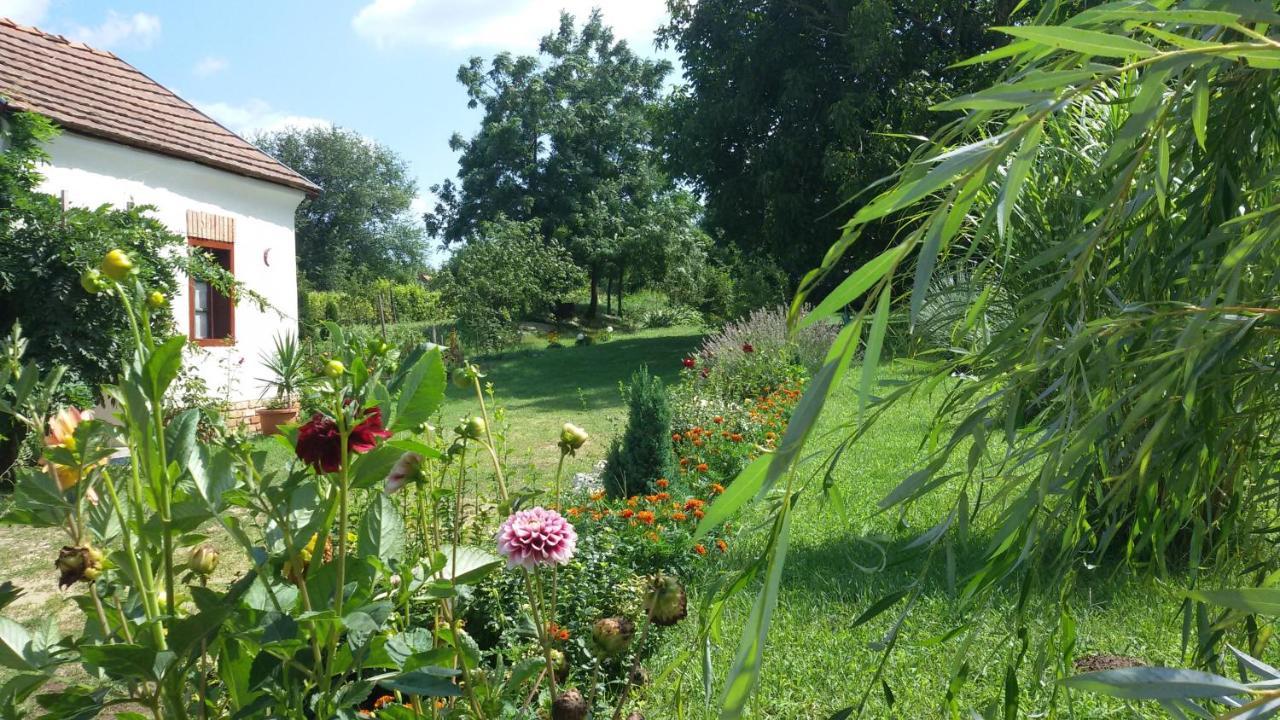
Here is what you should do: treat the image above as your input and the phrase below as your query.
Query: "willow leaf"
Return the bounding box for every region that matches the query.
[994,25,1159,58]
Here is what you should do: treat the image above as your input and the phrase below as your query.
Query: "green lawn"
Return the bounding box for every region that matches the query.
[438,326,704,476]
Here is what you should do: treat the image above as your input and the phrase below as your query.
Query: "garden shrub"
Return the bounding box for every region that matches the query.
[603,368,676,498]
[301,284,444,328]
[685,304,839,401]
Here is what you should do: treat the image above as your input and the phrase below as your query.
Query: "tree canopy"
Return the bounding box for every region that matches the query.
[426,11,678,316]
[256,126,427,290]
[658,0,1027,282]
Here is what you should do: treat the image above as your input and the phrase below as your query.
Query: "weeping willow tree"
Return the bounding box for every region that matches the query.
[688,1,1280,717]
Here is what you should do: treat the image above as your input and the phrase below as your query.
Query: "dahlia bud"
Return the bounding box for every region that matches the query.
[644,574,688,626]
[189,544,220,576]
[457,416,486,441]
[451,364,478,389]
[559,422,589,453]
[324,359,345,378]
[628,667,649,687]
[80,268,105,294]
[99,249,133,281]
[548,648,568,680]
[146,290,166,309]
[551,689,588,720]
[56,545,104,587]
[591,616,635,656]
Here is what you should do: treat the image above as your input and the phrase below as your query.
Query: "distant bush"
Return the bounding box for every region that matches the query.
[686,305,840,401]
[603,368,676,498]
[619,290,704,329]
[302,284,445,328]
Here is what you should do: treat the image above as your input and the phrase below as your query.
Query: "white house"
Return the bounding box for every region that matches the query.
[0,18,320,428]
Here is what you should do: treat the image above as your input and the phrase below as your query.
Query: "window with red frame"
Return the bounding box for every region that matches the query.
[189,238,234,344]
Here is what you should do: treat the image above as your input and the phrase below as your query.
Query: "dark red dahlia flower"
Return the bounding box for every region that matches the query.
[296,407,392,473]
[742,342,754,353]
[682,357,696,369]
[349,407,392,452]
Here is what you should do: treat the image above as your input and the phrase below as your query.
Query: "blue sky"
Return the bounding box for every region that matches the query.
[0,0,678,243]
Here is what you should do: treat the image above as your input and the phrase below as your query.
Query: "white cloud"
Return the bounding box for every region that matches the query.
[193,56,229,77]
[66,11,161,50]
[195,99,329,138]
[0,0,50,25]
[351,0,670,54]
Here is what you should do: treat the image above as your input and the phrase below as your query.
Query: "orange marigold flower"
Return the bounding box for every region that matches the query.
[713,416,723,424]
[567,507,582,517]
[716,539,728,552]
[684,498,706,510]
[656,478,669,488]
[694,509,705,519]
[591,511,604,521]
[671,511,688,521]
[654,491,671,501]
[620,509,635,519]
[627,496,640,507]
[679,457,690,467]
[672,433,683,443]
[373,694,396,709]
[730,433,743,443]
[696,463,709,473]
[693,438,705,447]
[590,490,606,501]
[636,510,656,525]
[694,544,707,555]
[710,483,726,494]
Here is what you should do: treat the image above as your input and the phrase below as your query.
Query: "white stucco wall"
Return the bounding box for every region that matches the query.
[35,131,306,404]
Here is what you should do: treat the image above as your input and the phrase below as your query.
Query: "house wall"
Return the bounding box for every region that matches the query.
[35,131,306,406]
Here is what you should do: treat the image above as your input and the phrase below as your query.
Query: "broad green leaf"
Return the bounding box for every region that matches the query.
[357,494,405,563]
[0,617,34,671]
[79,643,161,681]
[381,667,462,697]
[391,347,446,432]
[994,26,1158,58]
[143,335,186,401]
[434,545,502,585]
[1062,667,1247,699]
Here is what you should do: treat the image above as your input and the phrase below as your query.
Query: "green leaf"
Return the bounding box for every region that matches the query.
[1061,667,1247,699]
[694,455,771,540]
[800,243,906,329]
[0,617,34,671]
[381,667,462,697]
[79,643,161,681]
[993,26,1158,58]
[998,122,1043,238]
[391,347,446,432]
[859,285,892,419]
[143,335,187,400]
[1192,78,1209,150]
[1188,587,1280,615]
[357,494,405,563]
[718,508,792,719]
[434,545,502,586]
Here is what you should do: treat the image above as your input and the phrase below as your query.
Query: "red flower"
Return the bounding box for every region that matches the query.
[296,407,392,473]
[682,357,696,369]
[349,407,392,452]
[742,343,754,353]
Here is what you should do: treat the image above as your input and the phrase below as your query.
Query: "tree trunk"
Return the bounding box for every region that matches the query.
[606,275,614,315]
[588,269,600,318]
[617,265,624,316]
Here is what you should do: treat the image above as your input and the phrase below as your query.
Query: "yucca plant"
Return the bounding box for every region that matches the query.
[691,2,1280,717]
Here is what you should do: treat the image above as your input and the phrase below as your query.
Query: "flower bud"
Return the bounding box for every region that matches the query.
[80,268,105,294]
[324,359,345,378]
[56,545,104,587]
[99,249,133,281]
[591,616,635,656]
[451,364,479,389]
[559,422,589,452]
[189,544,220,576]
[644,574,688,626]
[457,416,486,441]
[146,290,166,309]
[548,648,568,680]
[551,689,588,720]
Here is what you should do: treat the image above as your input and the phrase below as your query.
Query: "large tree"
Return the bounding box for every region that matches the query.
[426,11,674,316]
[659,0,1025,282]
[256,126,426,290]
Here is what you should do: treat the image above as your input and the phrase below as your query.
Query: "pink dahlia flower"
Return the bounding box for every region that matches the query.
[497,507,577,569]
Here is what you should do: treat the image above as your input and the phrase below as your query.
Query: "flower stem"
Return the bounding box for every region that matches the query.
[471,376,509,503]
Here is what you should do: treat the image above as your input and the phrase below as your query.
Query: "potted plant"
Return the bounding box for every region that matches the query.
[255,332,308,434]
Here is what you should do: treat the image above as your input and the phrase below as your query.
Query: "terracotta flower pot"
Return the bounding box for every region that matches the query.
[256,406,299,436]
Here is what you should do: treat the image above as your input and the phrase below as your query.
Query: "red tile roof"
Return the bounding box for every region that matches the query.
[0,17,319,194]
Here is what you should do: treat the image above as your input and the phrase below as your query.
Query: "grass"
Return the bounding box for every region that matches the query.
[640,367,1213,719]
